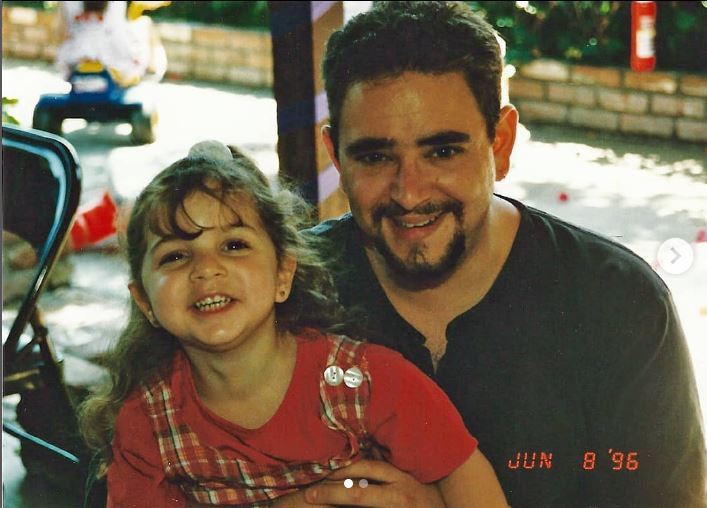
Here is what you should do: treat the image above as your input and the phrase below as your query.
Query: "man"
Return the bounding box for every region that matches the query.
[302,2,706,507]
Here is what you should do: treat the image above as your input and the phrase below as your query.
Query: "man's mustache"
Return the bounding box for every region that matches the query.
[372,200,463,224]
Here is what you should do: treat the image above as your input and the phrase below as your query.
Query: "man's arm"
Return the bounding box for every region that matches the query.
[304,459,445,508]
[302,451,507,508]
[590,270,706,507]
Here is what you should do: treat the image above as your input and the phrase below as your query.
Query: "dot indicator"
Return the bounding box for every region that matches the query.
[344,479,354,489]
[558,192,569,203]
[359,479,369,488]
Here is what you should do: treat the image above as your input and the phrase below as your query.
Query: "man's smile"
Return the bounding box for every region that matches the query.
[393,211,444,229]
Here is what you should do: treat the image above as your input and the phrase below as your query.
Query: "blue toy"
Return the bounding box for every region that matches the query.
[32,62,157,144]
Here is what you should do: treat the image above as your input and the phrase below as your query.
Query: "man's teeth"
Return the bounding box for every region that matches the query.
[397,216,439,228]
[194,295,232,311]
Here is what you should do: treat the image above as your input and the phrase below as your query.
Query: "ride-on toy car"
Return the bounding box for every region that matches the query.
[32,61,157,144]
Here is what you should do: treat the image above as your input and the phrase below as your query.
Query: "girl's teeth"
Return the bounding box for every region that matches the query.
[194,296,232,311]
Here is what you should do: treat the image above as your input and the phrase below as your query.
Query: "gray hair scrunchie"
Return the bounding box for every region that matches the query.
[188,140,232,162]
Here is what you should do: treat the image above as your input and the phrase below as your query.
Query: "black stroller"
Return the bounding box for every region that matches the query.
[2,123,104,505]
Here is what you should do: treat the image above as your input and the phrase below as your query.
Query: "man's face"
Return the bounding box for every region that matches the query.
[325,71,510,286]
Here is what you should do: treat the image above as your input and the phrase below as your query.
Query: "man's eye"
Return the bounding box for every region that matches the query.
[357,152,389,165]
[225,240,248,251]
[159,252,184,265]
[428,146,463,159]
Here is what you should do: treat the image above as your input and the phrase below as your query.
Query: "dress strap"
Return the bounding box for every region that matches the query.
[318,334,372,464]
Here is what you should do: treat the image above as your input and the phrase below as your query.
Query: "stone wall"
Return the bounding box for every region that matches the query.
[2,6,272,88]
[509,59,706,143]
[3,6,705,142]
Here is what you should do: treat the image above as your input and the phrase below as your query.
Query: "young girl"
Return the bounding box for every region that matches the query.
[79,141,507,507]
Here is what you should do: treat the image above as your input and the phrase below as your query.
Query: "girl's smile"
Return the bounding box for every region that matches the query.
[192,293,234,313]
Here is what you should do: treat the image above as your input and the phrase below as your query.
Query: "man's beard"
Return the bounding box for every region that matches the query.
[368,200,466,290]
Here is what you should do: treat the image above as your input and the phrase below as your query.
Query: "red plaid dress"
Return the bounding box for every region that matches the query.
[141,334,372,506]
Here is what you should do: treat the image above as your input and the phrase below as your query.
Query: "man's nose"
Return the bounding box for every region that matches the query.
[390,156,431,210]
[190,252,226,281]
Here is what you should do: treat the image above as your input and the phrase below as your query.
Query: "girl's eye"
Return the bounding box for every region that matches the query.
[158,251,184,266]
[225,240,249,251]
[428,146,463,159]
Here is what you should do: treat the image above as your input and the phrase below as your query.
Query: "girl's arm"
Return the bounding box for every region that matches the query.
[437,449,508,507]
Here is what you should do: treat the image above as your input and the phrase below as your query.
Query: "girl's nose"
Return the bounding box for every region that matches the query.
[190,253,226,281]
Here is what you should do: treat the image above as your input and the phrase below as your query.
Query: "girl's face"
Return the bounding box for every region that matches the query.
[129,190,296,355]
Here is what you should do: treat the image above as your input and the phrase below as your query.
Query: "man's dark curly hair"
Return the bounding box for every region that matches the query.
[322,1,503,156]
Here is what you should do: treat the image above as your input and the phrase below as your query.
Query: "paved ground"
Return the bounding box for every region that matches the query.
[2,58,706,506]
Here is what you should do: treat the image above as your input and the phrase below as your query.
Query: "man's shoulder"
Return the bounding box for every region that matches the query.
[515,198,670,298]
[305,213,361,274]
[306,212,356,240]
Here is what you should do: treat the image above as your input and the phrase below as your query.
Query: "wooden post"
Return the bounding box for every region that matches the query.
[269,1,348,220]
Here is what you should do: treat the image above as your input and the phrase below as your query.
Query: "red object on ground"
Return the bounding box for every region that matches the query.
[631,1,657,72]
[696,229,707,243]
[69,190,118,250]
[558,192,569,203]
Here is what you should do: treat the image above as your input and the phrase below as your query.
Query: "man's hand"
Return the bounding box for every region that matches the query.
[269,489,333,508]
[303,460,445,507]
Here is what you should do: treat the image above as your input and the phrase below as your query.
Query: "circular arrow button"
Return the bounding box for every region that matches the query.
[657,238,694,275]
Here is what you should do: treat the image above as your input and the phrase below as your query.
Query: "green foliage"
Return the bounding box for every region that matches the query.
[469,1,706,72]
[147,1,269,29]
[2,97,20,125]
[2,1,52,9]
[3,1,270,29]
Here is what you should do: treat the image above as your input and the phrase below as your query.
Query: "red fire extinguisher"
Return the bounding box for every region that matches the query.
[631,1,657,72]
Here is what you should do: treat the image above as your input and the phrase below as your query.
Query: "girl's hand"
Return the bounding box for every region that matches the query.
[303,460,445,508]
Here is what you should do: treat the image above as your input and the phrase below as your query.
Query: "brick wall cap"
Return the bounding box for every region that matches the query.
[518,59,570,81]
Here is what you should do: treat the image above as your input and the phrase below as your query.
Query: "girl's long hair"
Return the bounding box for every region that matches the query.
[78,146,346,464]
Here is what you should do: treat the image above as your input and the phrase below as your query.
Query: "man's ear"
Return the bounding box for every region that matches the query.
[275,255,298,303]
[321,125,342,175]
[492,105,518,182]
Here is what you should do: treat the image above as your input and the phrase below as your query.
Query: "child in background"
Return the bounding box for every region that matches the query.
[79,141,506,507]
[55,1,168,86]
[55,1,144,85]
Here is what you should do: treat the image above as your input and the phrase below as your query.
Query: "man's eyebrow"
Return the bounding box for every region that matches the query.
[344,137,395,157]
[417,131,470,146]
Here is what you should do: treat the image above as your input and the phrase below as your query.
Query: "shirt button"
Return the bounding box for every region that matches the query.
[324,365,344,386]
[344,366,363,388]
